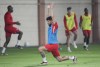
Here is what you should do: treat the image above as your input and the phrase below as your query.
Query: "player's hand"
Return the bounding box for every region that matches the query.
[90,24,92,26]
[15,21,21,25]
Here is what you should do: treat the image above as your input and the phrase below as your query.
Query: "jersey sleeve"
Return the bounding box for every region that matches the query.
[74,14,78,29]
[79,15,83,27]
[63,16,69,31]
[52,22,58,33]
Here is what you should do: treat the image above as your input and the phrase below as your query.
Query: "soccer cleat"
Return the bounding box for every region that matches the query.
[1,53,8,56]
[41,62,48,65]
[73,42,77,48]
[67,48,72,52]
[83,45,88,51]
[73,56,77,64]
[15,45,23,49]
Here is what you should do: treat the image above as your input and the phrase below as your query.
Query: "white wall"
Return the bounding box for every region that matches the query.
[45,0,92,44]
[0,0,38,47]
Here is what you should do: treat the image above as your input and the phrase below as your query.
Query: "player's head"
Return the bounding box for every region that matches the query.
[67,7,72,14]
[84,8,88,14]
[7,5,13,13]
[46,16,53,26]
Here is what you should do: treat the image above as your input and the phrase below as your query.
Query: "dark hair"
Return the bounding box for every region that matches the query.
[84,8,88,11]
[7,5,12,10]
[46,16,52,21]
[67,7,72,11]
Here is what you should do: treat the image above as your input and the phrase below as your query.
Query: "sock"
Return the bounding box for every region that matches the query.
[40,52,47,62]
[42,57,47,62]
[84,42,87,46]
[16,40,20,46]
[68,47,72,52]
[68,47,71,50]
[1,47,6,53]
[68,56,74,60]
[86,37,90,45]
[73,41,77,48]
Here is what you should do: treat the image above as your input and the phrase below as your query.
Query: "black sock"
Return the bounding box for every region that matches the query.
[86,36,90,45]
[84,36,87,44]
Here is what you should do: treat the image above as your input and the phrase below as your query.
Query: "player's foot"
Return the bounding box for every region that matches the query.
[41,62,48,65]
[1,53,8,56]
[73,42,77,48]
[59,48,62,51]
[83,45,88,51]
[15,45,23,49]
[73,56,77,64]
[68,49,72,52]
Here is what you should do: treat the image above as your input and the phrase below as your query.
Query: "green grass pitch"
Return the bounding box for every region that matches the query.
[0,44,100,67]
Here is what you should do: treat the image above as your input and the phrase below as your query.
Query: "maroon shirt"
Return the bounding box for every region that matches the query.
[4,12,15,30]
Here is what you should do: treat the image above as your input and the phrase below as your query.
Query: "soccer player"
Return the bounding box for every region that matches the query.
[63,7,78,52]
[79,8,92,50]
[1,5,23,55]
[38,4,77,65]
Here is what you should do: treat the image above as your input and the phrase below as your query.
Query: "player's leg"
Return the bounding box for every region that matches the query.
[86,30,91,45]
[65,30,72,52]
[11,27,23,49]
[83,30,88,50]
[15,31,23,49]
[38,46,48,64]
[1,36,11,55]
[67,35,72,52]
[73,31,77,48]
[52,49,77,63]
[56,56,77,63]
[72,30,77,48]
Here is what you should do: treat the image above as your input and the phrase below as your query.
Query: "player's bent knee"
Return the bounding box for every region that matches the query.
[19,31,23,35]
[38,47,43,52]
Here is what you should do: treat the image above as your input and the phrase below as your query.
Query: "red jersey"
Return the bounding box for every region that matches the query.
[4,12,15,30]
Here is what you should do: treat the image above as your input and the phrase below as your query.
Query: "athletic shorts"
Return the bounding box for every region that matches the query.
[65,27,77,35]
[45,44,60,57]
[83,30,91,37]
[5,27,20,37]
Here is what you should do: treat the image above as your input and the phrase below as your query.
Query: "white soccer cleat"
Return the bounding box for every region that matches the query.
[41,62,48,65]
[73,56,77,64]
[1,53,8,56]
[83,45,88,51]
[15,45,23,49]
[73,42,77,48]
[68,48,72,52]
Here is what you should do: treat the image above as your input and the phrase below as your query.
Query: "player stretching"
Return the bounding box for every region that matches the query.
[1,5,23,55]
[63,7,78,52]
[79,8,92,50]
[38,4,77,65]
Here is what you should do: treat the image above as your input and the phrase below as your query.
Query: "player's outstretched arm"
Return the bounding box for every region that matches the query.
[47,3,54,20]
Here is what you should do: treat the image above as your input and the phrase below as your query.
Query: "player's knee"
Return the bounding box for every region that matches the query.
[38,47,43,52]
[74,33,77,36]
[19,31,23,35]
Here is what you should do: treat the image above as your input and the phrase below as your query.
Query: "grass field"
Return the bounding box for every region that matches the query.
[0,44,100,67]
